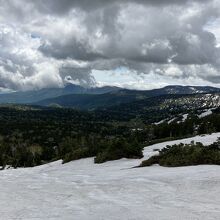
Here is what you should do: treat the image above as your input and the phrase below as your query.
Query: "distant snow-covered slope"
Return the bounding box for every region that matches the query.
[0,133,220,220]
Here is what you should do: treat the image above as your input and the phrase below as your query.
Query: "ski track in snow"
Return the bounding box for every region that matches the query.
[0,133,220,220]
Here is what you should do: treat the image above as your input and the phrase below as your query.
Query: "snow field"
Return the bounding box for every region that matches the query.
[0,133,220,219]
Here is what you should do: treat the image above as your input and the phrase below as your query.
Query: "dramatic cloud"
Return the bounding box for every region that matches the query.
[0,0,220,91]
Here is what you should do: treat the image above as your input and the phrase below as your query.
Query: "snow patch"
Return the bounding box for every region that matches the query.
[198,109,213,118]
[154,119,166,125]
[182,113,188,122]
[168,117,176,124]
[0,133,220,219]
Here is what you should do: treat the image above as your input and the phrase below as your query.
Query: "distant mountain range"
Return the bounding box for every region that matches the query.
[0,84,220,110]
[33,85,220,109]
[0,84,120,104]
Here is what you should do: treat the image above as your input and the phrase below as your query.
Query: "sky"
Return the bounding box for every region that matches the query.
[0,0,220,92]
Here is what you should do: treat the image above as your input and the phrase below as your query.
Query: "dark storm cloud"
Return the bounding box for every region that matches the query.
[33,0,210,14]
[0,0,219,90]
[60,65,96,87]
[39,38,106,61]
[37,1,220,66]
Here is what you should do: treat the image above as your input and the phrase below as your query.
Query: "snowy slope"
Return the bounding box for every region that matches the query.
[198,109,213,118]
[0,133,220,220]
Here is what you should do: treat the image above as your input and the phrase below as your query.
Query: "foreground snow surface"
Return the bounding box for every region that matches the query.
[1,133,220,220]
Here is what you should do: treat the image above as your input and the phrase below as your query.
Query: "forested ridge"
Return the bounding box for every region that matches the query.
[0,102,219,168]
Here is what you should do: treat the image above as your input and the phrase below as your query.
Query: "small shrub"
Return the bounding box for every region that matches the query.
[139,140,220,167]
[62,148,90,163]
[95,138,143,163]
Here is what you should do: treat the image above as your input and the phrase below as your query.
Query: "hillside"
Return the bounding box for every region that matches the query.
[0,84,121,104]
[33,86,220,111]
[98,93,220,122]
[0,133,219,220]
[34,92,141,109]
[0,85,219,105]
